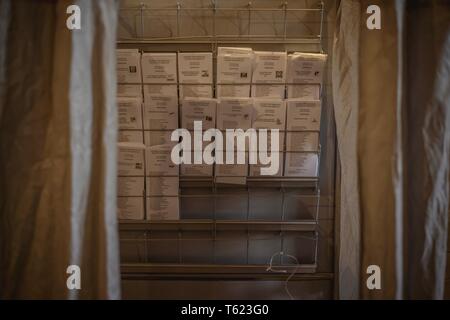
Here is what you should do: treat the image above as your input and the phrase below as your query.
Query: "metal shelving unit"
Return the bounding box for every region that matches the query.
[118,1,326,280]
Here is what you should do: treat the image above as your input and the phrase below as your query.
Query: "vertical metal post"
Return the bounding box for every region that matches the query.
[319,1,325,53]
[283,2,288,40]
[212,0,217,42]
[176,2,181,37]
[140,2,145,38]
[247,2,252,36]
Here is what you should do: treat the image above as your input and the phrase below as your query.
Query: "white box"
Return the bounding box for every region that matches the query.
[143,95,178,130]
[251,51,286,99]
[181,98,216,130]
[144,131,176,148]
[117,197,145,220]
[287,52,327,84]
[215,152,248,177]
[178,52,213,98]
[249,152,283,177]
[146,146,179,176]
[141,53,177,84]
[252,99,286,130]
[217,98,253,130]
[284,153,319,177]
[287,84,320,100]
[117,142,145,176]
[216,53,252,98]
[143,84,177,102]
[118,130,144,143]
[146,177,179,196]
[147,197,180,220]
[286,100,321,131]
[118,177,145,197]
[286,132,319,152]
[116,49,142,84]
[117,97,143,130]
[117,84,142,99]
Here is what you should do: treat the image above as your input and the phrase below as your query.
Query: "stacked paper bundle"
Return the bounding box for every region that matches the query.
[116,49,145,220]
[250,98,286,176]
[284,100,321,177]
[180,98,217,177]
[216,47,253,98]
[286,52,327,100]
[215,98,253,185]
[141,52,180,221]
[178,52,213,99]
[251,51,287,99]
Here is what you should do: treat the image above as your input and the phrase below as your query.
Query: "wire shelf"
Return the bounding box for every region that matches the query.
[118,2,325,52]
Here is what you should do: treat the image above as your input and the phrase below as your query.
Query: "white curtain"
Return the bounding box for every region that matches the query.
[0,0,120,299]
[333,0,450,299]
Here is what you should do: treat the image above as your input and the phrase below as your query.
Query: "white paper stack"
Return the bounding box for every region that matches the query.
[286,131,319,152]
[180,153,214,176]
[146,177,179,197]
[178,52,213,98]
[141,52,177,84]
[144,130,176,148]
[141,52,178,105]
[286,100,321,131]
[117,142,146,220]
[252,99,286,130]
[284,152,319,177]
[118,130,144,143]
[143,95,178,130]
[146,145,179,177]
[215,151,248,178]
[143,84,177,102]
[146,177,180,220]
[117,197,145,220]
[146,197,180,220]
[117,84,142,100]
[249,152,284,177]
[116,49,142,84]
[216,50,253,98]
[180,98,216,130]
[286,52,327,99]
[284,99,321,178]
[251,51,287,99]
[117,50,145,220]
[217,98,253,130]
[117,97,143,130]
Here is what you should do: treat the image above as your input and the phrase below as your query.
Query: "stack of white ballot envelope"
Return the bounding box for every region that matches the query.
[116,49,145,220]
[251,51,287,99]
[114,48,328,216]
[286,52,327,100]
[216,47,253,98]
[117,142,146,220]
[250,98,286,177]
[180,98,217,177]
[178,52,213,99]
[285,99,321,177]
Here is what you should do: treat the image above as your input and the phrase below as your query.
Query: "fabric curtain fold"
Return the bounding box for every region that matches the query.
[333,0,450,299]
[0,0,120,299]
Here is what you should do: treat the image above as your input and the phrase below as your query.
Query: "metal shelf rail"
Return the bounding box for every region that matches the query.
[118,1,325,52]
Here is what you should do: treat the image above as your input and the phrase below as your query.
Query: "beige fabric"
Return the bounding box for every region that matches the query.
[333,0,450,299]
[0,0,120,299]
[332,0,361,300]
